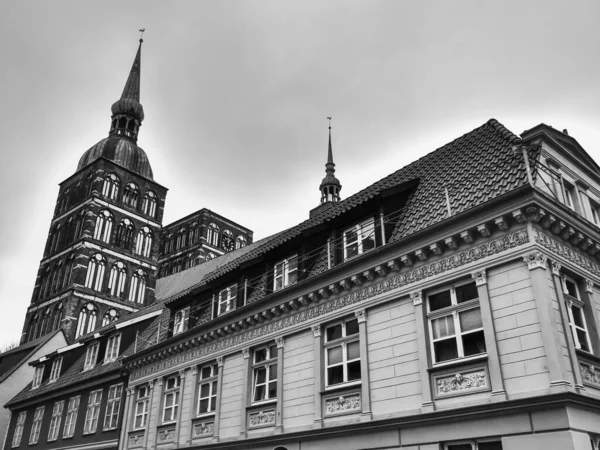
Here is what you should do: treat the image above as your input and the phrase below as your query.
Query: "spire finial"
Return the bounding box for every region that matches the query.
[327,116,332,129]
[318,116,341,205]
[139,28,145,43]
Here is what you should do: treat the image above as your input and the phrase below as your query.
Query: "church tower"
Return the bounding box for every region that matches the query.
[20,38,167,344]
[310,120,342,218]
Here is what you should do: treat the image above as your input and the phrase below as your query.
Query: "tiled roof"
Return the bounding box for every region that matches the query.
[0,331,63,384]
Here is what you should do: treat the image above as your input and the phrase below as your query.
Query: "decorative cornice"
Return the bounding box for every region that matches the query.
[471,270,487,286]
[128,230,529,381]
[523,251,548,270]
[534,229,600,277]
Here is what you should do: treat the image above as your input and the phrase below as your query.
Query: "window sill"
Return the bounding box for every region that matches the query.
[195,412,216,419]
[576,348,599,364]
[429,354,487,372]
[248,398,277,408]
[322,380,362,394]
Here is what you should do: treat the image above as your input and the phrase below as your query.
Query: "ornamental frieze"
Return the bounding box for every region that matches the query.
[128,432,144,448]
[435,369,488,397]
[534,229,600,277]
[130,230,528,381]
[581,362,600,388]
[325,394,361,415]
[248,409,275,427]
[156,426,176,443]
[192,420,214,437]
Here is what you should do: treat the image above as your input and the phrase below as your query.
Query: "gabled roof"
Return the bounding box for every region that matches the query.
[0,330,64,384]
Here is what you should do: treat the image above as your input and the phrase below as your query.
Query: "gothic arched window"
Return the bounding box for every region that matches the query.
[60,188,70,213]
[207,223,219,247]
[115,219,135,249]
[76,303,98,338]
[142,191,157,218]
[85,254,106,292]
[28,313,39,341]
[236,235,247,249]
[108,261,127,297]
[102,173,120,201]
[52,302,63,331]
[176,228,187,250]
[123,182,140,209]
[188,222,198,244]
[135,227,153,258]
[50,261,62,294]
[62,254,74,289]
[102,309,120,327]
[47,223,61,255]
[94,210,114,243]
[40,307,51,336]
[39,266,51,299]
[74,210,86,241]
[128,269,147,304]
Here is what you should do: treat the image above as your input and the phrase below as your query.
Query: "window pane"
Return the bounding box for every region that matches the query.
[362,234,375,252]
[269,364,277,380]
[254,385,265,401]
[200,383,210,397]
[478,442,503,450]
[432,315,455,339]
[577,329,590,352]
[447,445,472,450]
[347,360,361,381]
[270,345,278,359]
[288,271,298,285]
[201,366,212,379]
[429,290,452,311]
[565,279,578,298]
[346,319,359,336]
[459,308,482,331]
[327,366,344,385]
[572,306,585,328]
[328,346,343,365]
[345,243,359,259]
[434,338,458,362]
[456,282,478,303]
[255,367,266,384]
[345,229,358,242]
[268,381,277,398]
[347,341,360,360]
[199,398,209,413]
[210,397,216,412]
[326,324,343,341]
[462,330,486,356]
[254,348,267,363]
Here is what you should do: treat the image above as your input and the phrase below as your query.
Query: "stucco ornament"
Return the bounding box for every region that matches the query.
[193,421,214,437]
[128,432,144,448]
[581,363,600,387]
[522,251,548,270]
[157,427,176,442]
[325,394,361,414]
[436,370,487,396]
[249,409,275,426]
[471,270,487,286]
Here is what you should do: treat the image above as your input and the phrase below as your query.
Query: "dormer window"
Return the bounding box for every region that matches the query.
[32,365,43,389]
[49,357,62,383]
[84,342,99,371]
[173,307,190,335]
[562,275,593,353]
[217,284,237,316]
[343,218,375,260]
[105,334,121,363]
[274,255,298,291]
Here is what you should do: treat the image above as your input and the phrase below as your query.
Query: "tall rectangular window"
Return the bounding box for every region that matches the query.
[324,318,361,387]
[427,281,486,364]
[12,411,26,447]
[103,383,122,430]
[162,376,180,423]
[173,307,190,335]
[29,406,44,444]
[217,284,237,316]
[32,365,44,389]
[47,401,64,442]
[197,363,218,415]
[63,396,80,438]
[273,255,298,291]
[562,275,593,353]
[105,334,121,363]
[133,385,149,429]
[83,389,103,434]
[343,218,375,260]
[84,343,99,371]
[49,357,62,383]
[252,345,277,402]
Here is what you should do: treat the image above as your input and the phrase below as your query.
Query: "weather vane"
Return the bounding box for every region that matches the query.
[139,28,146,42]
[327,116,332,129]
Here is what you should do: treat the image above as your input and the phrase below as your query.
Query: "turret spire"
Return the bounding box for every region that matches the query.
[109,35,145,142]
[319,117,342,204]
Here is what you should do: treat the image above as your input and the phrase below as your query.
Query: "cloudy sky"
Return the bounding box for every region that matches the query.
[0,0,599,349]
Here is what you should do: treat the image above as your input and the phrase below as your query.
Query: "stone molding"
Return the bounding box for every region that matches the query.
[581,361,600,388]
[585,278,594,294]
[354,309,366,323]
[248,409,275,427]
[551,260,562,276]
[534,229,600,277]
[410,291,423,306]
[433,367,489,398]
[523,251,548,270]
[324,394,361,416]
[311,325,321,338]
[129,230,529,381]
[471,270,487,286]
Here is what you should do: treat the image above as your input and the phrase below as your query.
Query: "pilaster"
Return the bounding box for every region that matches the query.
[312,324,323,428]
[275,336,285,433]
[212,356,224,442]
[355,309,372,421]
[240,348,250,437]
[411,290,434,412]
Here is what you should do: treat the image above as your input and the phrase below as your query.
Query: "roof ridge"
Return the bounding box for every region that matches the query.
[486,118,520,143]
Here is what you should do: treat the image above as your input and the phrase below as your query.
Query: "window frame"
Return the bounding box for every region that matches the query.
[162,375,181,424]
[217,284,237,316]
[12,411,26,448]
[342,218,376,261]
[62,395,80,438]
[273,255,298,291]
[133,385,150,429]
[83,389,103,434]
[32,365,44,389]
[103,383,123,431]
[173,307,190,335]
[251,344,278,404]
[105,334,122,363]
[324,317,361,388]
[84,342,99,371]
[562,275,593,354]
[47,401,64,442]
[49,357,62,383]
[28,406,44,445]
[196,363,219,416]
[444,440,503,450]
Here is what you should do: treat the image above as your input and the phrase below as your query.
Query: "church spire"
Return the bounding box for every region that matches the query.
[109,36,145,142]
[319,117,342,204]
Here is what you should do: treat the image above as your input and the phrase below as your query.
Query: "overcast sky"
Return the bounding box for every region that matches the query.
[0,0,599,349]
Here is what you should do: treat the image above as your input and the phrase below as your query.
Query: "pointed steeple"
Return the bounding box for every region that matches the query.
[109,37,145,142]
[319,118,342,204]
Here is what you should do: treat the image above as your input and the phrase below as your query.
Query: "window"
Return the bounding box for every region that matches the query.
[63,396,80,438]
[135,227,153,257]
[103,383,122,430]
[563,181,577,212]
[217,284,237,316]
[562,275,593,353]
[83,389,103,434]
[102,309,120,327]
[427,281,486,364]
[134,386,149,429]
[173,307,190,335]
[176,229,186,250]
[123,182,140,208]
[85,253,106,291]
[115,219,135,249]
[102,173,120,200]
[49,357,62,383]
[188,223,198,244]
[108,262,127,297]
[274,255,298,291]
[105,334,121,363]
[197,363,218,415]
[47,401,64,442]
[93,210,114,243]
[343,218,375,260]
[128,269,147,304]
[32,365,44,389]
[84,342,99,371]
[162,376,180,423]
[324,318,361,387]
[445,441,503,450]
[76,303,98,338]
[40,307,51,337]
[29,406,44,444]
[591,201,600,226]
[207,223,219,247]
[12,411,26,447]
[142,191,157,217]
[52,302,63,331]
[236,235,247,249]
[62,255,74,289]
[252,345,278,402]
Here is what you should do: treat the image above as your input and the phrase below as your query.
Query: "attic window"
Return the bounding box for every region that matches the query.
[84,343,99,371]
[32,365,43,389]
[49,357,62,383]
[173,307,190,335]
[105,334,121,363]
[343,218,375,260]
